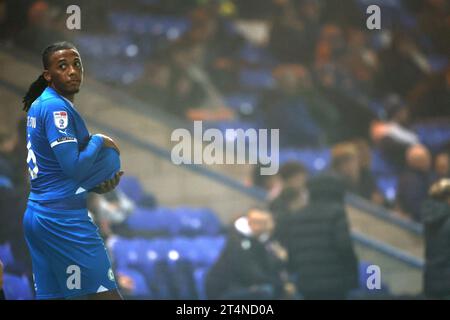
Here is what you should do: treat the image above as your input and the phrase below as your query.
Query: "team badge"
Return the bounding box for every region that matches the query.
[53,111,68,129]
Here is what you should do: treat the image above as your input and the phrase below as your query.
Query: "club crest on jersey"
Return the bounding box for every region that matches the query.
[53,111,68,129]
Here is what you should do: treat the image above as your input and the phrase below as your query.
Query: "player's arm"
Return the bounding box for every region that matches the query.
[52,135,104,182]
[44,101,105,182]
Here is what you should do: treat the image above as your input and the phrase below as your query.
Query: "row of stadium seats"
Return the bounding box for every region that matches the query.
[108,236,226,299]
[0,243,34,300]
[114,176,225,299]
[108,12,191,39]
[126,206,223,236]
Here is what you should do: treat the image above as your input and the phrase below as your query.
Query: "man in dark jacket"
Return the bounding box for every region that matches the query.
[270,162,309,227]
[206,208,297,300]
[397,144,433,221]
[277,174,359,299]
[421,179,450,299]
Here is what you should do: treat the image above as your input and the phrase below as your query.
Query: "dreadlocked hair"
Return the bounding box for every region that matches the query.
[22,41,77,112]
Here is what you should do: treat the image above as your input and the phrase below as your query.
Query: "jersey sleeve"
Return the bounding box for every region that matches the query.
[42,98,78,148]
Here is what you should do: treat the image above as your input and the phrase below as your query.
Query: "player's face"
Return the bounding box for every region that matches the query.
[44,49,83,96]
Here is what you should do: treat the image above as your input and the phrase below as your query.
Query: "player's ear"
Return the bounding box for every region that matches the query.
[43,70,51,83]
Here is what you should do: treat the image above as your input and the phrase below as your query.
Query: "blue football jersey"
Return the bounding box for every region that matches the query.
[26,87,119,201]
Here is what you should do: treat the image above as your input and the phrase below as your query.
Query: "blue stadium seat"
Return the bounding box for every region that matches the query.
[413,123,450,153]
[224,93,260,115]
[193,267,209,300]
[86,60,145,85]
[110,235,227,300]
[196,208,223,235]
[73,34,145,60]
[117,176,145,204]
[169,207,223,236]
[370,148,398,176]
[0,242,14,267]
[192,236,226,268]
[165,247,197,300]
[376,175,398,203]
[239,43,275,66]
[108,12,190,40]
[191,236,226,299]
[126,207,173,234]
[170,236,224,299]
[3,274,34,300]
[239,68,275,89]
[116,268,151,298]
[108,237,141,269]
[135,239,173,299]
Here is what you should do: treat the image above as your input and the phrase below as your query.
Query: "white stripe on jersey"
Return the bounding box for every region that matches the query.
[50,138,78,148]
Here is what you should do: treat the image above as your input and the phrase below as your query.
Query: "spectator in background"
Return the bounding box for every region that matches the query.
[421,179,450,299]
[258,64,325,147]
[374,30,427,98]
[268,0,320,65]
[0,0,33,42]
[409,66,450,122]
[270,161,309,229]
[87,190,135,239]
[251,163,283,201]
[434,152,450,182]
[331,142,379,202]
[352,139,384,205]
[277,174,359,300]
[397,144,433,221]
[206,207,297,300]
[370,95,419,169]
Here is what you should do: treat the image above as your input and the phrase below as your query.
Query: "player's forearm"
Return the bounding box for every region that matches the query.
[54,135,104,181]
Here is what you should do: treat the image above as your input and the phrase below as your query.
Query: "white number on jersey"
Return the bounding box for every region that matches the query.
[27,140,39,180]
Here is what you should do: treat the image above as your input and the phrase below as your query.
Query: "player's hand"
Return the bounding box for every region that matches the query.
[92,171,124,194]
[95,134,121,155]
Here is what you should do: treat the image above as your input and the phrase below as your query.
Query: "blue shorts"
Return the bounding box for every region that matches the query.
[23,200,118,300]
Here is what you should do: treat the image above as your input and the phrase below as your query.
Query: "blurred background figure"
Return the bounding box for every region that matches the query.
[352,138,384,205]
[206,207,297,300]
[0,259,4,300]
[331,142,381,203]
[421,179,450,299]
[88,190,136,239]
[270,161,309,231]
[396,144,433,221]
[276,174,359,300]
[433,151,450,182]
[370,95,419,169]
[251,163,283,201]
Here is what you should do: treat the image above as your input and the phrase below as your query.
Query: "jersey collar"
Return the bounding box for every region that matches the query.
[45,86,75,110]
[60,95,75,109]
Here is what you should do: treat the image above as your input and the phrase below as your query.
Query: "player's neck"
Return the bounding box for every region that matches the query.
[50,84,75,103]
